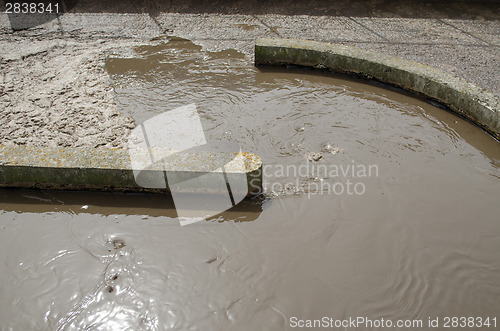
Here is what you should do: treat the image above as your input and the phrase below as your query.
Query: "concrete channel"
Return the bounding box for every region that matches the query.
[255,38,500,140]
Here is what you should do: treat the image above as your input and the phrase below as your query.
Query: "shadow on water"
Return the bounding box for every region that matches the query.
[0,188,264,222]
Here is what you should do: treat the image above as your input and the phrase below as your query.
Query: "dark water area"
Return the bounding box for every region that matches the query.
[0,37,499,330]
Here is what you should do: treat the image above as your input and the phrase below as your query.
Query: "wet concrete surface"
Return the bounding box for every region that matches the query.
[1,38,499,330]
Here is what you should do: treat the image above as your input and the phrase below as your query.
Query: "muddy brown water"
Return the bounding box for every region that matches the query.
[1,37,499,330]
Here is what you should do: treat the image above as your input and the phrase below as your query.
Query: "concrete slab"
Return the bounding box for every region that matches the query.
[353,18,488,46]
[156,13,269,39]
[442,19,500,46]
[59,13,161,39]
[256,15,385,43]
[336,41,500,95]
[155,13,273,54]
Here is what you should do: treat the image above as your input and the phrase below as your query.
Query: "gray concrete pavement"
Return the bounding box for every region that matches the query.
[1,0,499,148]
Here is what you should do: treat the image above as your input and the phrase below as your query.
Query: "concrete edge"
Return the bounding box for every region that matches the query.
[0,145,263,196]
[255,37,500,140]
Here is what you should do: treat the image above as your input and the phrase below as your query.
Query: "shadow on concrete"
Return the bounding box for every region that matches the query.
[4,0,79,30]
[2,0,500,31]
[65,0,500,20]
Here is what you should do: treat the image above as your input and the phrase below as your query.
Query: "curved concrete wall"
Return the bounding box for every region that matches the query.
[255,38,500,140]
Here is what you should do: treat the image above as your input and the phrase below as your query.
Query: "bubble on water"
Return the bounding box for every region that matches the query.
[322,143,344,154]
[305,152,323,162]
[110,238,126,250]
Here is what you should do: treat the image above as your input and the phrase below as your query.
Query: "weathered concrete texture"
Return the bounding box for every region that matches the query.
[59,13,162,39]
[334,42,500,95]
[65,0,500,20]
[352,17,487,45]
[443,19,500,46]
[155,13,276,55]
[255,38,500,139]
[0,145,263,194]
[254,15,500,94]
